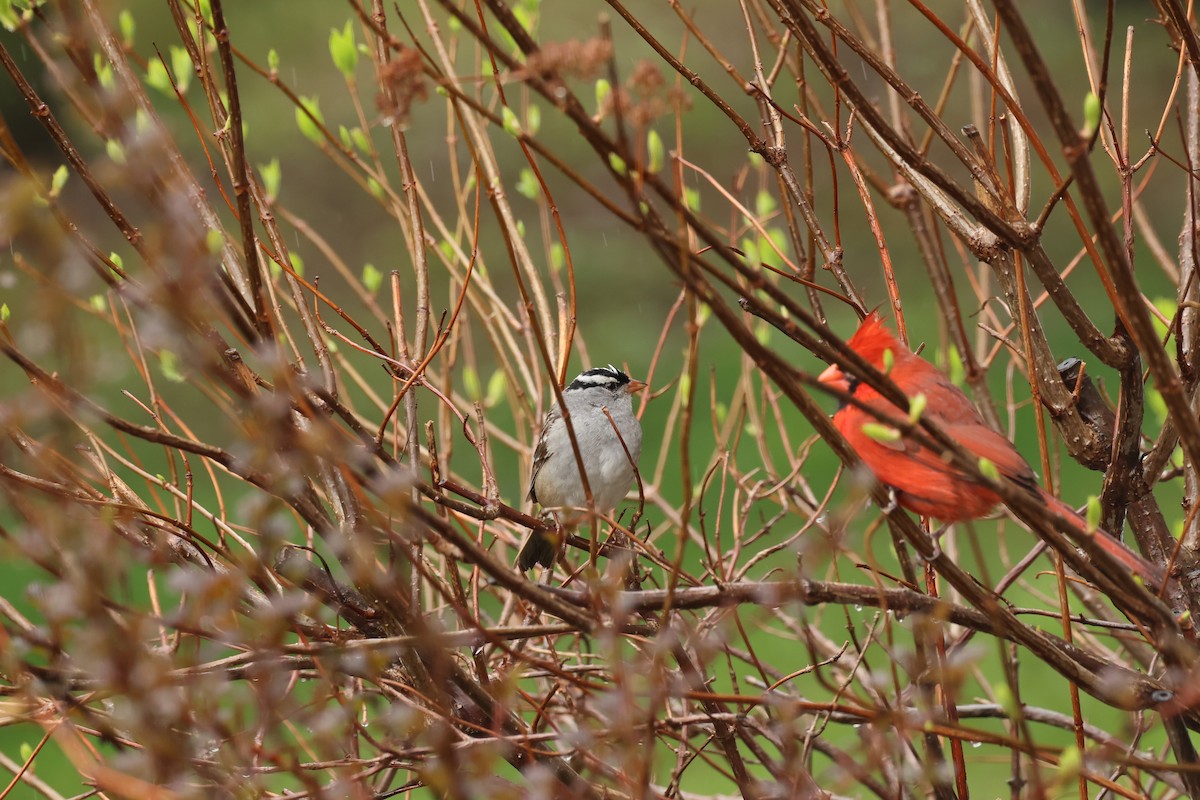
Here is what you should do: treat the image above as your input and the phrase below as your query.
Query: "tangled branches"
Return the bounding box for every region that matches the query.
[1,0,1200,797]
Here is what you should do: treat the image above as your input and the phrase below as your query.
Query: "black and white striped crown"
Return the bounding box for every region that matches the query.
[566,364,631,392]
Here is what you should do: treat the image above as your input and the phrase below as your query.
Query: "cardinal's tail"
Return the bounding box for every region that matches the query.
[1038,489,1167,589]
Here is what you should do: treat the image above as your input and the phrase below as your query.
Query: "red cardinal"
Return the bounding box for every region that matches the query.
[818,311,1163,584]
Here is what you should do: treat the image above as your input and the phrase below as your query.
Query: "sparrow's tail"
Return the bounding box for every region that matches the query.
[516,527,562,573]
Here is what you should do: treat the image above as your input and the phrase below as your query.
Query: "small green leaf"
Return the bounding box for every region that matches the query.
[89,294,107,312]
[526,105,540,136]
[350,127,371,155]
[513,3,537,36]
[739,237,759,268]
[881,348,894,374]
[748,151,764,167]
[94,54,114,89]
[1082,91,1100,137]
[105,140,126,164]
[608,153,627,175]
[18,742,31,763]
[338,125,354,151]
[907,392,926,424]
[594,78,611,114]
[367,177,384,198]
[0,0,20,32]
[49,164,69,198]
[485,370,506,406]
[170,46,191,93]
[159,350,186,383]
[977,457,1000,481]
[258,158,281,199]
[118,9,135,44]
[754,321,771,345]
[289,254,304,277]
[205,229,224,255]
[1056,744,1082,782]
[109,252,124,270]
[1085,495,1101,533]
[146,59,172,94]
[767,227,789,257]
[501,106,522,137]
[683,187,701,211]
[295,96,324,145]
[135,108,152,135]
[516,168,539,200]
[861,422,901,443]
[0,304,9,322]
[463,366,481,401]
[755,189,776,217]
[646,129,664,174]
[329,20,358,79]
[946,345,964,387]
[994,684,1018,717]
[268,48,280,73]
[362,263,382,294]
[549,243,564,273]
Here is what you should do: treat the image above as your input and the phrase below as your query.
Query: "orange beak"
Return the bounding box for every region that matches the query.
[817,363,849,394]
[626,379,647,394]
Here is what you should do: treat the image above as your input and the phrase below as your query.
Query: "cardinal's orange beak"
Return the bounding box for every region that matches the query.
[817,363,849,394]
[626,379,647,394]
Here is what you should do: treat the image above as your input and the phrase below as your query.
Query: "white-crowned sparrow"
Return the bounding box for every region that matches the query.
[516,365,646,572]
